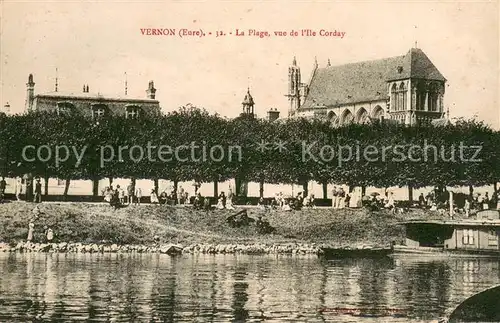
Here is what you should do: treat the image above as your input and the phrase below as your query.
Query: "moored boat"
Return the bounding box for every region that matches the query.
[393,210,500,257]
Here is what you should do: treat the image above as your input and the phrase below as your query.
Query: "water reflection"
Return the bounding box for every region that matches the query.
[0,253,499,322]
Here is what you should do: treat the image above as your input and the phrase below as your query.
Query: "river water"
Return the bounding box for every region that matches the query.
[0,253,498,322]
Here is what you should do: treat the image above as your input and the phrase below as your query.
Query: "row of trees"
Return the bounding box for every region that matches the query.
[0,107,498,199]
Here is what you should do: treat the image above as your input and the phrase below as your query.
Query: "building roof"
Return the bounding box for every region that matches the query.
[300,48,446,110]
[34,91,158,103]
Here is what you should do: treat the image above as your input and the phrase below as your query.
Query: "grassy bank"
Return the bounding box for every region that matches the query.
[0,202,431,247]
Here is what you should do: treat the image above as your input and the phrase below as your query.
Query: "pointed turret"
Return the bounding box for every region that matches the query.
[242,88,255,116]
[25,74,35,112]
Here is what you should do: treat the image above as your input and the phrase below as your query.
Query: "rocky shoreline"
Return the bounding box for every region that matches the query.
[0,241,328,255]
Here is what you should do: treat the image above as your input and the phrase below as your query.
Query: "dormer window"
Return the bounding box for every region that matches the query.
[397,66,403,73]
[126,105,140,119]
[91,104,107,119]
[56,102,75,116]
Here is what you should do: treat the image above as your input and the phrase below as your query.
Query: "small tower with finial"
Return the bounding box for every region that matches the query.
[25,74,35,112]
[124,72,128,96]
[55,68,58,92]
[146,80,156,99]
[241,88,255,116]
[327,58,331,67]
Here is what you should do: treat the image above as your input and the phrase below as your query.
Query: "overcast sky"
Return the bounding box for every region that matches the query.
[1,1,499,129]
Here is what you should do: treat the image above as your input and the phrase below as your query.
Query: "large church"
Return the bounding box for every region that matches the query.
[286,47,447,126]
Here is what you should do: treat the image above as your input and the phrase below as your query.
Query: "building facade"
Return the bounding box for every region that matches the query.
[287,48,447,126]
[25,74,161,118]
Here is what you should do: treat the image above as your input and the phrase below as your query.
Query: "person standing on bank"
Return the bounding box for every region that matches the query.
[46,227,54,242]
[0,177,6,202]
[332,186,338,208]
[126,182,134,205]
[27,221,34,242]
[135,187,142,205]
[15,177,23,201]
[33,178,42,203]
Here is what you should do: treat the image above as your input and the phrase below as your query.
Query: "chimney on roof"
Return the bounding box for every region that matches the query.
[146,80,156,99]
[86,85,89,93]
[3,102,10,114]
[267,108,280,121]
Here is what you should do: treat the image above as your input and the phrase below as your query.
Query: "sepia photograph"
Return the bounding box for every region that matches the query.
[0,1,499,322]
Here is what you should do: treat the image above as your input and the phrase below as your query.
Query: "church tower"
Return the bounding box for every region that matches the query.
[241,88,255,116]
[25,74,35,112]
[286,57,301,116]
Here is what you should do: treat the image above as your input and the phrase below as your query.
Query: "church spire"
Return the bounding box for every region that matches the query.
[292,56,297,66]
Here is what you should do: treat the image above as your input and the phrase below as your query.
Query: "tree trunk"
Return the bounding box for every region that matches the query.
[322,182,328,199]
[361,186,366,197]
[469,185,474,199]
[213,180,218,198]
[408,185,413,204]
[131,177,136,194]
[493,182,497,193]
[235,177,241,196]
[44,174,49,196]
[25,174,34,201]
[108,177,113,187]
[92,177,99,197]
[63,179,70,196]
[259,178,264,198]
[153,178,159,195]
[302,181,308,197]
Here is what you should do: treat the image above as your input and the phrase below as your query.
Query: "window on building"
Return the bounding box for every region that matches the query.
[126,105,140,119]
[462,229,475,245]
[391,84,397,111]
[399,82,406,111]
[56,102,75,116]
[91,104,107,119]
[488,229,498,246]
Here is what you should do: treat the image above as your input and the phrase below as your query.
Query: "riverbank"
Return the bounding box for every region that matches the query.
[0,202,431,254]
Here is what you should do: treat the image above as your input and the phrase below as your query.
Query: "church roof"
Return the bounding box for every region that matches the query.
[34,91,158,103]
[300,48,446,110]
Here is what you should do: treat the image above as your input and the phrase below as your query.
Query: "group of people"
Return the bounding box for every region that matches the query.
[103,184,140,207]
[0,177,43,203]
[331,186,348,209]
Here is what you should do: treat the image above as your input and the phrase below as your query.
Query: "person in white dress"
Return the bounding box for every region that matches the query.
[135,188,142,205]
[27,221,34,242]
[226,196,235,210]
[150,189,159,204]
[15,178,23,201]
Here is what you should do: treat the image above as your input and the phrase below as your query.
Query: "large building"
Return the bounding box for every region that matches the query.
[287,47,447,126]
[24,74,161,118]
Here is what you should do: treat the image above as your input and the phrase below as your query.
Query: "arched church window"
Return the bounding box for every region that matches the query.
[398,82,406,111]
[391,84,397,111]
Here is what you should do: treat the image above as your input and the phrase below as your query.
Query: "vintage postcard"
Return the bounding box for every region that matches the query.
[1,1,499,322]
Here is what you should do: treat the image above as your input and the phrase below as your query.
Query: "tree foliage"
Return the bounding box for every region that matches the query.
[1,109,498,189]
